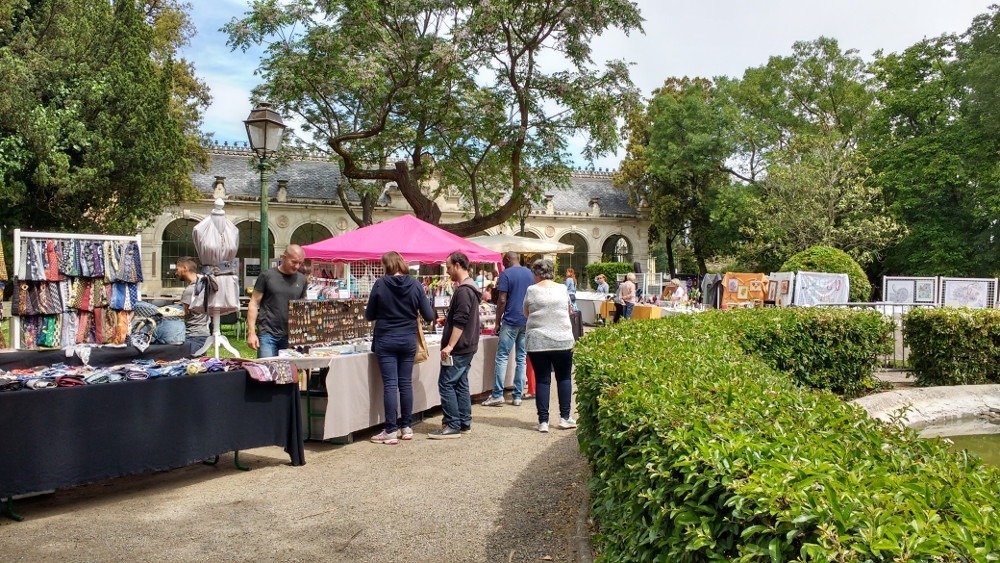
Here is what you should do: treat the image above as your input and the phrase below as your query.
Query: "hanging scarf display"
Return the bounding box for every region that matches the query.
[119,241,143,282]
[23,239,47,281]
[20,316,42,349]
[104,241,122,282]
[58,240,82,277]
[61,311,79,348]
[76,311,94,344]
[38,315,61,348]
[44,240,62,281]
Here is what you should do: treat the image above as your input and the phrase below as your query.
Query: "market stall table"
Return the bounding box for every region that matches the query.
[0,344,189,370]
[631,304,662,320]
[273,335,513,440]
[0,370,305,514]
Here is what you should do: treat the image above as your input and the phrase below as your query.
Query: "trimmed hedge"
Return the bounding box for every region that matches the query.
[779,246,871,302]
[715,308,892,397]
[904,307,1000,386]
[575,310,1000,561]
[584,262,634,291]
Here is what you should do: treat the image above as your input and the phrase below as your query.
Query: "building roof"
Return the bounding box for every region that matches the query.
[192,145,637,216]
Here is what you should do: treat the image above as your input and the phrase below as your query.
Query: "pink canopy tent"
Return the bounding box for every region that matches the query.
[302,214,501,265]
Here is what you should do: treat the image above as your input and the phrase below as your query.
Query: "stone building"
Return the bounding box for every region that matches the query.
[139,144,650,295]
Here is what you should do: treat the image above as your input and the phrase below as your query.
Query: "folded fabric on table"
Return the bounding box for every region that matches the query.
[26,378,58,389]
[56,376,85,387]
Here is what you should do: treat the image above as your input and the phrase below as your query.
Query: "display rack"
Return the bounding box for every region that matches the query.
[11,229,142,350]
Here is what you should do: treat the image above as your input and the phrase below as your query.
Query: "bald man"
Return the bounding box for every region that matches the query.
[247,244,308,358]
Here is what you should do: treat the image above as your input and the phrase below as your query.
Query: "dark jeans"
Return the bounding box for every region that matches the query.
[614,303,625,323]
[186,336,208,357]
[373,332,417,433]
[438,352,474,430]
[527,349,574,424]
[257,333,288,359]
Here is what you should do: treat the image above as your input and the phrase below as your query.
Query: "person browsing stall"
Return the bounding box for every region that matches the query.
[176,256,209,356]
[428,252,482,439]
[483,251,535,407]
[246,244,308,358]
[523,259,576,433]
[365,251,436,445]
[594,274,610,294]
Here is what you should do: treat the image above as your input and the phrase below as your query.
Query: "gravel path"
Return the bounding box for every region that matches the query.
[0,394,592,562]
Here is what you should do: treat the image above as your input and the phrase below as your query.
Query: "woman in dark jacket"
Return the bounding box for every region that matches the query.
[365,251,436,445]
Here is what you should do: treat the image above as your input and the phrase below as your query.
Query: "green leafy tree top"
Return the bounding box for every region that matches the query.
[225,0,643,235]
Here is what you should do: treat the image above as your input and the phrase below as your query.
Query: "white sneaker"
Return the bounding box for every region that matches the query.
[538,422,549,433]
[559,417,577,429]
[482,396,505,407]
[512,397,522,406]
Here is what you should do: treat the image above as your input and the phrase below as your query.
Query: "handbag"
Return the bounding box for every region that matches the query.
[414,318,429,363]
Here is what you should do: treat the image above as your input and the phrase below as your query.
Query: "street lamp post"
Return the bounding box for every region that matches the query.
[244,103,287,271]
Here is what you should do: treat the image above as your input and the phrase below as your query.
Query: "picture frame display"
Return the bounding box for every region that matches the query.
[727,278,739,293]
[884,279,914,304]
[914,280,936,303]
[737,286,749,299]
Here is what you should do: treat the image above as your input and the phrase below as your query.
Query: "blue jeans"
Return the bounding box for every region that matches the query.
[527,349,574,423]
[373,333,417,433]
[438,352,474,430]
[257,333,288,359]
[492,323,527,399]
[186,336,208,357]
[624,303,635,319]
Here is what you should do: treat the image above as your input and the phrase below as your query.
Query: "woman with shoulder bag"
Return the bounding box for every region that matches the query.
[365,251,436,445]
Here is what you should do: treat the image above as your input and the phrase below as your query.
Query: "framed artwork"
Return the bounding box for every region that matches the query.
[884,279,914,304]
[944,280,990,309]
[914,280,936,303]
[749,280,762,292]
[727,278,739,293]
[767,281,778,301]
[780,280,789,294]
[737,286,749,299]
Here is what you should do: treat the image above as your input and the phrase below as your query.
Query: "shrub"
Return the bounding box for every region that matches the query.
[779,245,871,302]
[716,308,892,397]
[904,307,1000,386]
[575,310,1000,561]
[584,262,634,291]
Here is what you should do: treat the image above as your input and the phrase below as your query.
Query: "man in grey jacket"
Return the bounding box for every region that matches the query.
[429,251,482,439]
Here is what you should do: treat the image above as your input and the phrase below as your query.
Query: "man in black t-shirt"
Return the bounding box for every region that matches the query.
[246,244,307,358]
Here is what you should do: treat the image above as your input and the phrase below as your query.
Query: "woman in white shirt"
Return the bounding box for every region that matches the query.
[523,259,576,433]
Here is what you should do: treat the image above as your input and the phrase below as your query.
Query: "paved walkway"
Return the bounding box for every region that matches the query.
[0,394,592,563]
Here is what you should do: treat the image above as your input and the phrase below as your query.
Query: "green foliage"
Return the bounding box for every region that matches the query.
[575,311,1000,561]
[226,0,643,235]
[903,307,1000,386]
[779,245,872,302]
[583,262,633,292]
[717,308,892,397]
[0,0,202,236]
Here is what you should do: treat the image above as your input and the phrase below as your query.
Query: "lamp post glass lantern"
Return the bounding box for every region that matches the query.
[244,103,286,271]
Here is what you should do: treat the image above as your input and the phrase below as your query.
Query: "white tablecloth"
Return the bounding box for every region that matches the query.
[277,336,514,439]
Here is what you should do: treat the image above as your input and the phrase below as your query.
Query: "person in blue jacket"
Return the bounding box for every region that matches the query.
[365,251,436,445]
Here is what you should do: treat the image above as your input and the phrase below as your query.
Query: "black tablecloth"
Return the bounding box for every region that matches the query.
[0,344,189,370]
[0,369,304,498]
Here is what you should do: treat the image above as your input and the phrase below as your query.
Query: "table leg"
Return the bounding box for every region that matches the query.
[2,497,24,522]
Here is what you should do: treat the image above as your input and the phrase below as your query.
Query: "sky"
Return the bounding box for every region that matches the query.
[184,0,996,170]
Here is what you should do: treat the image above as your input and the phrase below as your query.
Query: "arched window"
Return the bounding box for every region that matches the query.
[291,223,333,246]
[557,232,589,285]
[602,235,632,263]
[236,220,276,264]
[160,219,199,288]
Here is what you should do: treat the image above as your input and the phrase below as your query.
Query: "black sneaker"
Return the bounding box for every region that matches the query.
[460,425,472,434]
[428,426,462,439]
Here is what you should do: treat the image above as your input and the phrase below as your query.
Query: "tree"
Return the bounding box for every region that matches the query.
[226,0,643,235]
[615,78,741,275]
[720,37,903,270]
[863,36,986,277]
[0,0,204,236]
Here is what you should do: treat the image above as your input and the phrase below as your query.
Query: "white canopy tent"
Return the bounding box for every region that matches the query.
[466,233,573,254]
